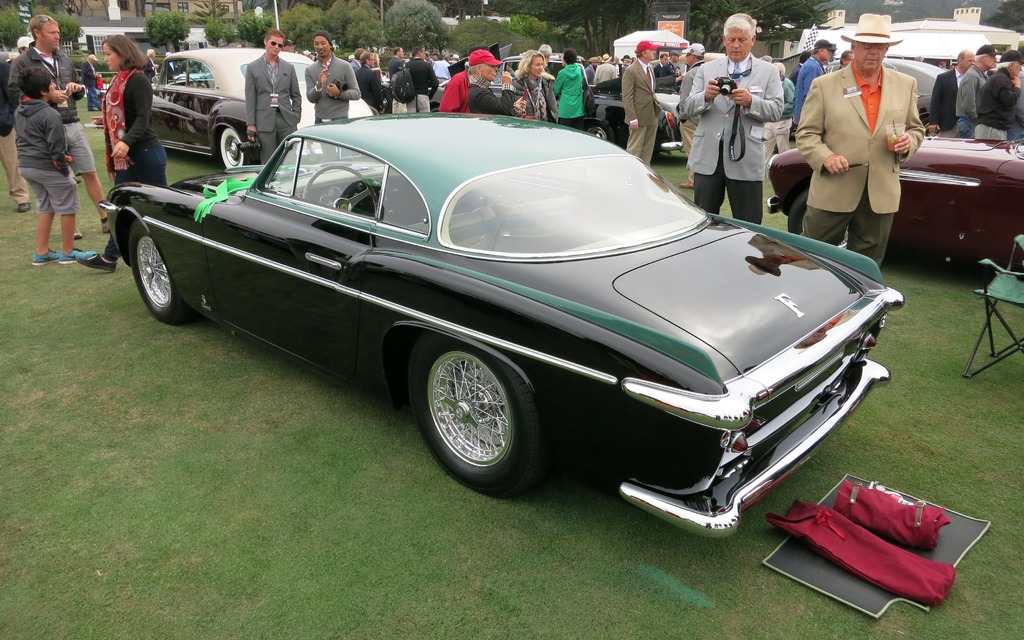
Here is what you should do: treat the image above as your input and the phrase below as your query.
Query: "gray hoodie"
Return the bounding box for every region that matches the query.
[15,98,69,175]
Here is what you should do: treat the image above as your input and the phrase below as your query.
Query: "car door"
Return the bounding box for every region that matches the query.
[201,137,385,377]
[177,58,217,153]
[150,57,187,145]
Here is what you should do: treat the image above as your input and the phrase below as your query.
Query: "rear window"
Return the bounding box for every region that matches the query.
[439,156,706,258]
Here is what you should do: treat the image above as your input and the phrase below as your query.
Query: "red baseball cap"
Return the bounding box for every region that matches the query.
[469,49,502,66]
[635,41,659,53]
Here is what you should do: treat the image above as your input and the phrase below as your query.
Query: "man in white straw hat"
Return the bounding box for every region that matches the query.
[795,13,924,266]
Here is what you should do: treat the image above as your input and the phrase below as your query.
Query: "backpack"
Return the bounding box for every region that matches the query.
[390,68,415,104]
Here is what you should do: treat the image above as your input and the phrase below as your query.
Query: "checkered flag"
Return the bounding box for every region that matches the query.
[804,24,818,51]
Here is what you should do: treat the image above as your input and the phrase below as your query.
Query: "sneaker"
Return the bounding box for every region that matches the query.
[77,254,117,272]
[32,250,61,266]
[17,202,31,213]
[57,247,98,264]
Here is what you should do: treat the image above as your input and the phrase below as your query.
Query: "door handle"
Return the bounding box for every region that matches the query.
[305,252,342,270]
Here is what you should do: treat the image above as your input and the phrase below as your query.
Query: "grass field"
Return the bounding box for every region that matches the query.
[1,126,1022,638]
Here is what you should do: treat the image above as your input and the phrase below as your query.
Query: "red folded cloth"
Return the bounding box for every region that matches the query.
[766,500,956,607]
[834,480,951,550]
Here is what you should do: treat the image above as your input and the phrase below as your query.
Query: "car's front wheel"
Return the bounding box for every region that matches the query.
[129,223,197,325]
[585,121,611,141]
[219,126,246,169]
[408,333,549,497]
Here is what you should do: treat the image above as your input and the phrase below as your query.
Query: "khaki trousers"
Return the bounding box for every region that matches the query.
[0,130,29,206]
[804,189,894,266]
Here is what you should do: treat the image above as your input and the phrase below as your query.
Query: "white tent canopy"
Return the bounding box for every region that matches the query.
[612,30,689,60]
[797,28,989,61]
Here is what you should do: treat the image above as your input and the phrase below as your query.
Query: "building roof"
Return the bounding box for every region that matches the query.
[889,19,1021,35]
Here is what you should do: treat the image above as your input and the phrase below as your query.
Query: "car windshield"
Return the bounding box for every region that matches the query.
[439,156,706,257]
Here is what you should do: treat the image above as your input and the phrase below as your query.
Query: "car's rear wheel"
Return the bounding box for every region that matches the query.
[129,223,197,325]
[585,122,612,141]
[408,333,548,497]
[787,189,808,234]
[219,127,246,169]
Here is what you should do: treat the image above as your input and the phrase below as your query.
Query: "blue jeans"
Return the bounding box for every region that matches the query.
[1008,129,1024,142]
[103,143,168,261]
[87,86,101,110]
[957,118,975,139]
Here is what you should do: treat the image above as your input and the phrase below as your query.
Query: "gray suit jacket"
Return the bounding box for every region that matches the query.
[245,54,301,132]
[683,57,783,181]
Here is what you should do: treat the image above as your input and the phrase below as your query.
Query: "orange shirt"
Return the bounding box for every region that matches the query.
[852,67,883,132]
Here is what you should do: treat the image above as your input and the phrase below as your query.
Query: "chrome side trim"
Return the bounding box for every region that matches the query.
[620,359,892,536]
[900,170,981,187]
[144,216,617,385]
[305,252,342,270]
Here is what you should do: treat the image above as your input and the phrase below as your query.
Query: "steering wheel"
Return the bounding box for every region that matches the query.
[301,164,378,214]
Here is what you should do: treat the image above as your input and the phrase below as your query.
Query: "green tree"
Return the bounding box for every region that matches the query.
[280,4,328,51]
[0,11,23,49]
[145,12,190,52]
[384,0,449,51]
[237,11,273,47]
[344,0,386,49]
[194,0,231,23]
[509,15,546,39]
[204,18,236,47]
[56,16,82,48]
[989,0,1024,32]
[449,16,536,56]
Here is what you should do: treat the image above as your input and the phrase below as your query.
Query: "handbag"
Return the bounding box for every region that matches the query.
[834,480,951,550]
[766,500,956,607]
[581,75,596,117]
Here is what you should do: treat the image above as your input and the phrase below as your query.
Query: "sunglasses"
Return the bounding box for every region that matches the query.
[269,41,284,48]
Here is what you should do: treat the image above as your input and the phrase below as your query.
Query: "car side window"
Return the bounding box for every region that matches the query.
[264,139,385,219]
[380,171,429,233]
[163,59,187,86]
[187,60,214,89]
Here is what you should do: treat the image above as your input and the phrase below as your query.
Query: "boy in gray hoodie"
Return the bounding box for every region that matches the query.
[16,66,95,265]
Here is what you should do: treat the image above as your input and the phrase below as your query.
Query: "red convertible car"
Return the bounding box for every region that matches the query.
[768,138,1024,264]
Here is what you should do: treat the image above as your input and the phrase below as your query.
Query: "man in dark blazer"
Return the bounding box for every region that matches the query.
[622,40,662,164]
[245,28,302,163]
[928,50,974,138]
[682,13,783,223]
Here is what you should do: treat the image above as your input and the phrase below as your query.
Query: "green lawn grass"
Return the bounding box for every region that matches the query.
[1,127,1021,638]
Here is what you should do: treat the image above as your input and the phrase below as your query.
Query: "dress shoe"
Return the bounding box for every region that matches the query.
[17,202,31,213]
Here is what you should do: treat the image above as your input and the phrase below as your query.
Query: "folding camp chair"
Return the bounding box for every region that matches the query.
[963,234,1024,378]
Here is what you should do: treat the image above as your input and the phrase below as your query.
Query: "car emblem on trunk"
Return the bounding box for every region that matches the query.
[774,293,805,318]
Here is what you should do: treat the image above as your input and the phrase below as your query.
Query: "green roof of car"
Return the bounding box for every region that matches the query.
[295,114,628,212]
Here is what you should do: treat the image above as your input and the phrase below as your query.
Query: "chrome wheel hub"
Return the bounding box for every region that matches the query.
[137,236,171,308]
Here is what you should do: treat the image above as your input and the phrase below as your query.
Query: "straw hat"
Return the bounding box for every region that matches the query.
[841,14,903,46]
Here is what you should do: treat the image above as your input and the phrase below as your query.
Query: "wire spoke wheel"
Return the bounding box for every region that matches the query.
[429,351,511,466]
[136,235,171,308]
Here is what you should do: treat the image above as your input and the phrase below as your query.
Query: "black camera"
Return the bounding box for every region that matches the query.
[230,139,261,155]
[715,76,738,95]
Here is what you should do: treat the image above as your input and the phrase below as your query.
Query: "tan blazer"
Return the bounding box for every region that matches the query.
[796,65,924,214]
[622,61,661,127]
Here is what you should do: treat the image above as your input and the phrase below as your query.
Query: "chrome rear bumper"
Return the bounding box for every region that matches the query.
[619,359,891,536]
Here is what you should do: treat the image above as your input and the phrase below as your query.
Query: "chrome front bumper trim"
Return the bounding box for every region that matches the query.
[660,141,684,152]
[619,359,892,536]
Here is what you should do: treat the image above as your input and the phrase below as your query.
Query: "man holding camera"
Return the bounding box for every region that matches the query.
[682,13,782,223]
[305,31,360,123]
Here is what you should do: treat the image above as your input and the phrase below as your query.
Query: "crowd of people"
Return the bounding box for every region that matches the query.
[4,15,1020,271]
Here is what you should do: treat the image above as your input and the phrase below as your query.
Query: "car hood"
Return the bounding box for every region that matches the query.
[612,229,867,375]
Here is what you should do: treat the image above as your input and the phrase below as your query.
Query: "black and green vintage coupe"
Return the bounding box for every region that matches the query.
[103,114,903,535]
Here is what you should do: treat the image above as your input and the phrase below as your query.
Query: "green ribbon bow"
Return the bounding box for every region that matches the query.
[194,177,255,223]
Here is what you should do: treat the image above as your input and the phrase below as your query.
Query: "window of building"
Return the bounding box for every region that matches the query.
[178,2,188,12]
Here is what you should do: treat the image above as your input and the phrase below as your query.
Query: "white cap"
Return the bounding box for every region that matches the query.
[17,36,31,49]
